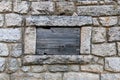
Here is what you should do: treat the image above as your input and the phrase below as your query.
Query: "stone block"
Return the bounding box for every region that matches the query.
[48,65,68,72]
[31,2,55,15]
[5,13,22,27]
[9,43,22,58]
[63,72,99,80]
[26,16,92,26]
[101,73,120,80]
[105,57,120,72]
[92,27,106,43]
[80,27,92,54]
[81,64,103,73]
[0,57,6,72]
[14,1,29,14]
[99,17,118,26]
[56,2,75,15]
[0,43,9,56]
[77,5,120,16]
[0,1,12,12]
[92,43,116,56]
[45,73,62,80]
[24,27,36,54]
[0,28,21,42]
[108,27,120,42]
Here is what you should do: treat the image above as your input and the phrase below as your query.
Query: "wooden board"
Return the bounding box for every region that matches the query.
[36,28,80,55]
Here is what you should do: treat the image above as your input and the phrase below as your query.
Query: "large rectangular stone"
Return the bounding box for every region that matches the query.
[0,57,6,72]
[11,72,44,80]
[31,2,55,15]
[81,64,103,73]
[77,5,120,16]
[24,27,36,54]
[23,55,98,65]
[26,16,92,26]
[92,43,116,56]
[117,42,120,56]
[0,14,4,27]
[80,27,92,54]
[56,2,75,15]
[45,73,62,80]
[0,43,9,56]
[99,17,118,26]
[0,1,12,12]
[105,57,120,72]
[101,73,120,80]
[92,27,106,43]
[5,13,22,27]
[0,28,21,42]
[48,65,69,72]
[63,72,99,80]
[13,1,29,14]
[108,27,120,42]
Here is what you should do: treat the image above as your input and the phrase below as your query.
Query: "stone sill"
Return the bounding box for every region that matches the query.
[23,55,97,65]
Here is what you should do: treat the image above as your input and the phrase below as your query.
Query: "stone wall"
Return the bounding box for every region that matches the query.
[0,0,120,80]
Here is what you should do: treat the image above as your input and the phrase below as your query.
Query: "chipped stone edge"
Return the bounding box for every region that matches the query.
[23,55,97,65]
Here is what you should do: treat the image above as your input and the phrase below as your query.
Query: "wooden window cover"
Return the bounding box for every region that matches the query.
[36,28,80,55]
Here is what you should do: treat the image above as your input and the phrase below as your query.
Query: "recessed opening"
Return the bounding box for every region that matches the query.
[36,28,80,55]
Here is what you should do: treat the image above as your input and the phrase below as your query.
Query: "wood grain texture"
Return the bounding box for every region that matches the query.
[36,28,80,55]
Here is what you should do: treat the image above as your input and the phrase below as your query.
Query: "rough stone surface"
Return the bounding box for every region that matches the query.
[0,73,10,80]
[5,13,22,27]
[108,27,120,42]
[31,65,47,73]
[92,27,106,43]
[101,73,120,80]
[56,2,75,15]
[26,16,92,26]
[117,42,120,56]
[99,17,118,26]
[0,14,4,27]
[7,58,20,73]
[80,27,92,54]
[45,73,62,80]
[63,72,99,80]
[9,43,22,58]
[31,2,55,15]
[21,66,31,72]
[105,57,120,72]
[77,0,98,5]
[69,65,80,72]
[0,28,21,42]
[81,64,103,73]
[11,72,44,80]
[92,43,116,56]
[48,65,68,72]
[92,18,99,26]
[24,27,36,54]
[0,43,9,56]
[77,5,120,16]
[0,1,12,12]
[14,1,29,14]
[23,55,98,65]
[0,58,6,72]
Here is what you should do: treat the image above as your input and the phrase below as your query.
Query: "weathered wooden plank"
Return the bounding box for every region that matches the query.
[37,43,79,48]
[37,39,79,43]
[37,32,79,38]
[36,28,80,55]
[36,48,80,55]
